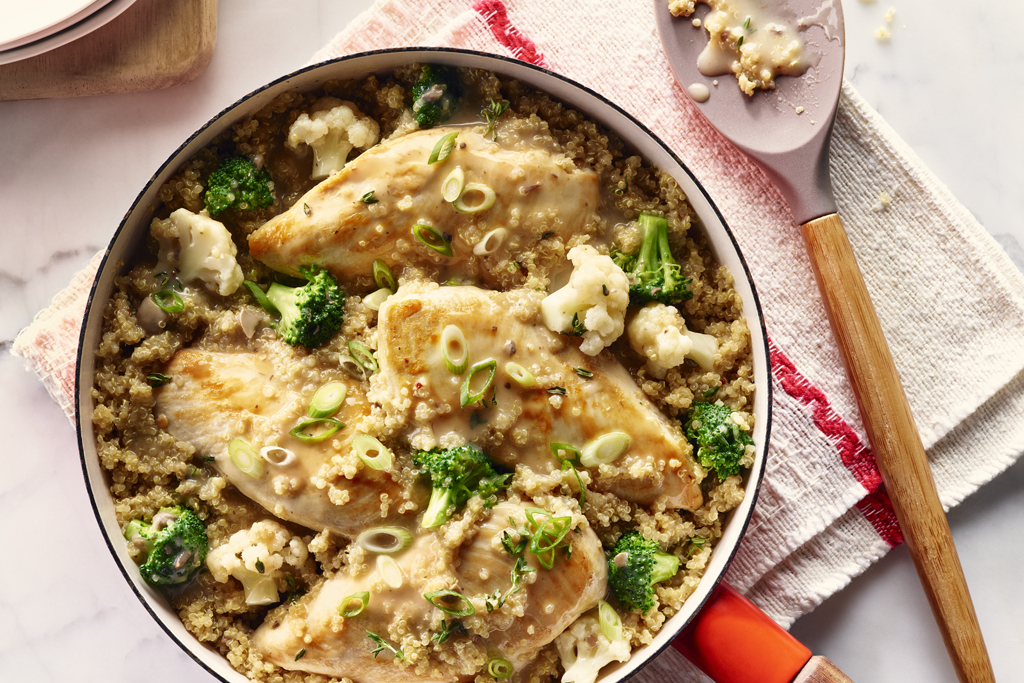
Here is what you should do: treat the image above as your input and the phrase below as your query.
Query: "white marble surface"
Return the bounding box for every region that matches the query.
[1,1,1022,682]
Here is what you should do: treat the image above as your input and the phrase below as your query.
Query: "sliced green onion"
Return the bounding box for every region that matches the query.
[505,362,536,387]
[525,508,572,555]
[488,658,514,679]
[376,555,404,588]
[580,432,631,467]
[357,526,413,554]
[372,259,398,291]
[442,167,465,202]
[441,324,469,374]
[289,417,345,442]
[151,290,184,314]
[339,591,369,617]
[353,433,394,471]
[360,190,378,204]
[242,281,278,314]
[524,507,573,570]
[472,227,508,256]
[562,459,586,506]
[550,443,582,462]
[308,381,347,418]
[574,367,594,378]
[428,131,459,164]
[423,589,476,617]
[348,341,378,373]
[413,224,454,257]
[295,648,306,661]
[228,438,264,478]
[461,359,497,407]
[363,288,393,311]
[339,353,368,381]
[598,599,623,643]
[260,446,296,467]
[453,182,496,213]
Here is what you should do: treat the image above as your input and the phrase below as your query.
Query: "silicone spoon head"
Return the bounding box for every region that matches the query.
[655,0,846,223]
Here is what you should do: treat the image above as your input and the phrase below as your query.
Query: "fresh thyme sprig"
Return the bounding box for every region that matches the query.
[367,631,405,660]
[482,99,510,141]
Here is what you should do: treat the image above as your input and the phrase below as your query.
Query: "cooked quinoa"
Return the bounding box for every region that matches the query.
[91,64,755,683]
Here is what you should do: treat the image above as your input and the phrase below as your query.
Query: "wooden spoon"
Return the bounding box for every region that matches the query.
[654,2,994,682]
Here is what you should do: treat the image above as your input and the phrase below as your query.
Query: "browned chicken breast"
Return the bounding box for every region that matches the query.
[154,336,419,537]
[454,502,607,670]
[254,501,606,680]
[373,285,704,510]
[248,125,600,284]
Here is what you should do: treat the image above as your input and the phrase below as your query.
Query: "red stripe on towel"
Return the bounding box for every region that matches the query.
[856,488,904,547]
[769,337,902,547]
[472,0,547,67]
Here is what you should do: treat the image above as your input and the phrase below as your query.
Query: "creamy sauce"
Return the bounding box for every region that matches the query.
[671,0,814,96]
[687,83,711,103]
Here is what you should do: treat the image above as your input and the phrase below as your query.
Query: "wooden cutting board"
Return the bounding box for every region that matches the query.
[0,0,217,101]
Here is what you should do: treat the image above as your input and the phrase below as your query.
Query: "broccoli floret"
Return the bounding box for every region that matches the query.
[413,444,509,528]
[123,506,208,587]
[685,401,754,478]
[606,532,680,614]
[412,65,462,128]
[263,265,345,349]
[204,156,274,217]
[615,213,693,306]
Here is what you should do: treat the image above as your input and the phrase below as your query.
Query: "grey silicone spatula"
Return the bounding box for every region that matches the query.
[654,3,995,682]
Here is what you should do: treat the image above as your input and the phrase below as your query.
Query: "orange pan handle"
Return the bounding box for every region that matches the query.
[673,582,854,683]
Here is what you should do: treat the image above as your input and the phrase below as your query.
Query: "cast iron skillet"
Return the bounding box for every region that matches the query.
[74,48,771,683]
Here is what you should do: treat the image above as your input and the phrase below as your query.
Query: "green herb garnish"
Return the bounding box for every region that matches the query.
[367,631,405,659]
[147,372,171,387]
[482,99,510,141]
[424,589,476,617]
[428,131,459,164]
[412,223,454,257]
[151,290,184,314]
[431,618,467,645]
[570,312,586,337]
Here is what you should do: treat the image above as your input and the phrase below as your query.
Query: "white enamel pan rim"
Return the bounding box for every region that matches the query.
[74,47,772,683]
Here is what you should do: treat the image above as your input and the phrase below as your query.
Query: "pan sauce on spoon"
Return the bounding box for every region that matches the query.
[670,0,814,97]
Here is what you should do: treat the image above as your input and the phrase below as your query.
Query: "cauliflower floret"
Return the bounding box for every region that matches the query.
[286,97,380,180]
[205,520,308,606]
[555,614,631,683]
[541,245,630,355]
[627,302,719,377]
[154,208,244,296]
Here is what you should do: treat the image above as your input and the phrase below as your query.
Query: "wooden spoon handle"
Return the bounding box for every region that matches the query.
[801,212,994,683]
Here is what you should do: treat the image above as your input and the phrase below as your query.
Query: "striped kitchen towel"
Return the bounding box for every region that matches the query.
[13,1,1024,680]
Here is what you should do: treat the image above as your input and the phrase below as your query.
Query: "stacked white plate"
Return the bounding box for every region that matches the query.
[0,0,137,66]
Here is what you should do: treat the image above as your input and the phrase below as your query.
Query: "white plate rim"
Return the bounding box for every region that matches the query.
[0,0,136,66]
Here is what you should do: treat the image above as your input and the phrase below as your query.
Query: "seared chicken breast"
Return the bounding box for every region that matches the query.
[155,336,419,537]
[254,501,606,680]
[374,285,705,510]
[454,502,607,670]
[248,125,600,285]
